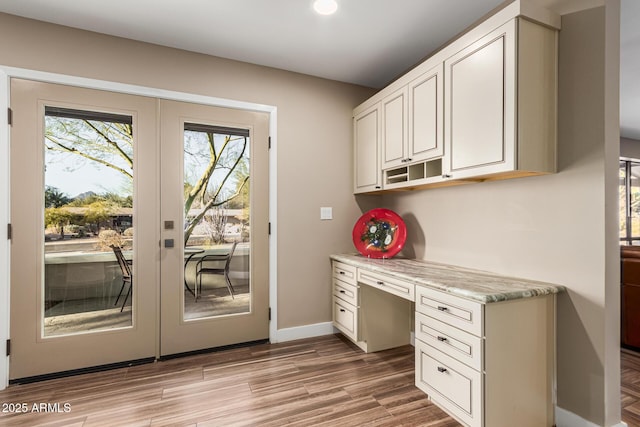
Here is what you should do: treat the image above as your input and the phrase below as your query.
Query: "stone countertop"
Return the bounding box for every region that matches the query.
[330,253,565,304]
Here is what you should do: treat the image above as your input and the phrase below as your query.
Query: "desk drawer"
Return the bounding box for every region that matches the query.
[416,286,483,337]
[333,297,358,341]
[333,278,358,306]
[357,269,415,301]
[415,312,482,371]
[416,339,482,427]
[333,261,357,285]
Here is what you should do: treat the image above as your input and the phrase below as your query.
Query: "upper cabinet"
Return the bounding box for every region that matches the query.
[445,18,557,180]
[353,103,382,194]
[382,64,444,172]
[381,86,409,170]
[408,64,444,165]
[353,1,560,194]
[445,20,516,178]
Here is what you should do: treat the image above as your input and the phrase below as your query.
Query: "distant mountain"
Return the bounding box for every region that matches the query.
[73,191,97,200]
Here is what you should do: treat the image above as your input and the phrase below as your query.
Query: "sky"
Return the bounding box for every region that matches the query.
[44,122,248,200]
[45,157,129,198]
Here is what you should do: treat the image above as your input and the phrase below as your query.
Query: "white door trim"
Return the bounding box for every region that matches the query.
[0,65,279,390]
[0,69,10,391]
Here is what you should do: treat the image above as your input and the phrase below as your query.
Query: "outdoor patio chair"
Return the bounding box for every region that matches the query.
[195,241,238,300]
[111,245,132,312]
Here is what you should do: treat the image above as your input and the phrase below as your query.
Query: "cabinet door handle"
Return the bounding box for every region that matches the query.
[375,186,381,189]
[406,158,412,162]
[437,336,448,342]
[437,306,448,312]
[437,366,447,373]
[442,174,452,179]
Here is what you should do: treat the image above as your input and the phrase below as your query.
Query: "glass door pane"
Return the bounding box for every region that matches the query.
[183,124,250,320]
[43,108,134,336]
[621,161,628,242]
[631,162,640,242]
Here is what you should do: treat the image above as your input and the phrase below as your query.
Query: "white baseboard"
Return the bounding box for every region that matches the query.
[555,406,627,427]
[273,323,415,346]
[273,321,336,343]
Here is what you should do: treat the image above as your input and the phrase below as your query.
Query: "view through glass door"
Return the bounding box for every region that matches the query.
[9,80,269,380]
[159,100,269,356]
[9,79,158,380]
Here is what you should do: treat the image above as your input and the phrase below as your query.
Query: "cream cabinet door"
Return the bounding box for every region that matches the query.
[381,86,408,169]
[444,20,516,179]
[408,63,444,163]
[354,103,382,193]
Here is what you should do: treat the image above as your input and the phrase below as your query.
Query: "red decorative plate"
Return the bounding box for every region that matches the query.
[352,208,406,259]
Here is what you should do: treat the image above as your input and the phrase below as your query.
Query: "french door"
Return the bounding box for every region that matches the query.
[159,100,269,356]
[9,79,269,380]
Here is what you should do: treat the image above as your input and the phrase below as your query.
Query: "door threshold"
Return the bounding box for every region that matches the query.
[9,357,156,385]
[159,339,270,361]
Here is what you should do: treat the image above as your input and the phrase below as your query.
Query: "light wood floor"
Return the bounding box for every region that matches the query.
[622,349,640,426]
[2,335,639,426]
[0,334,459,427]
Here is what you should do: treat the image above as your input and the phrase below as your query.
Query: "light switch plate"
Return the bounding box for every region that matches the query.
[320,207,333,220]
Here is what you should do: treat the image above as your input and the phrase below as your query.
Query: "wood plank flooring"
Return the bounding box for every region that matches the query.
[3,334,639,426]
[622,349,640,426]
[0,334,459,427]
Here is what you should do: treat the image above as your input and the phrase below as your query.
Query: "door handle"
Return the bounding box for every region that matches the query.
[164,239,175,248]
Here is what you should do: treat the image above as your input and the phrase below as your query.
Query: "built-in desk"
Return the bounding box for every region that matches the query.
[330,254,564,427]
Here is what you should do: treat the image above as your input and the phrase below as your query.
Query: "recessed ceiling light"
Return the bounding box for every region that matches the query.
[313,0,338,15]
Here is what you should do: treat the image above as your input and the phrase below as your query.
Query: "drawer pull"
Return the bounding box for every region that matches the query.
[437,306,449,312]
[339,309,346,313]
[377,281,384,286]
[436,336,448,342]
[437,366,448,373]
[339,290,346,294]
[339,271,346,275]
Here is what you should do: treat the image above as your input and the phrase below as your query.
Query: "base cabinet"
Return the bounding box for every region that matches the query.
[332,296,358,342]
[331,261,412,353]
[332,261,359,342]
[416,340,482,426]
[415,286,555,427]
[331,256,558,427]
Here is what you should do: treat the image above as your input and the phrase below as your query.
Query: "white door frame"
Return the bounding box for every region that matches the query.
[0,66,279,390]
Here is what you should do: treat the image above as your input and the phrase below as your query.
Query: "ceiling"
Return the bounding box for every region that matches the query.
[0,0,637,138]
[0,0,506,89]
